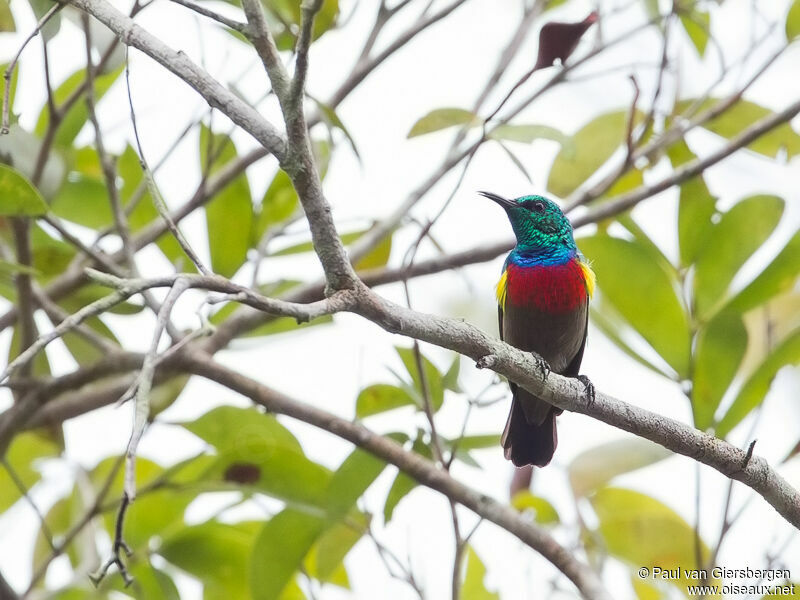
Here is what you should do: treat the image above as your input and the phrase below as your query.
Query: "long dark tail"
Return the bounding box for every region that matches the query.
[501,395,557,468]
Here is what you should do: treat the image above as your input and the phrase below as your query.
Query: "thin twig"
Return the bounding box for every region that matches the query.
[288,0,323,110]
[84,17,182,340]
[1,2,65,133]
[26,455,125,594]
[124,47,211,276]
[0,457,56,551]
[89,493,133,586]
[168,0,247,31]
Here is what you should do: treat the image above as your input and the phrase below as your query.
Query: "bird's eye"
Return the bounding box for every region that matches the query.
[522,199,546,213]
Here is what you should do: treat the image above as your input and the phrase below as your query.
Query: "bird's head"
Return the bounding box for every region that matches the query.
[479,191,575,252]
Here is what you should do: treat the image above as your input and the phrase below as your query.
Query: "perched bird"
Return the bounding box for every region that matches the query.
[479,191,595,468]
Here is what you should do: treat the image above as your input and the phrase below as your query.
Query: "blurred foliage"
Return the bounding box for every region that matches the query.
[0,0,798,599]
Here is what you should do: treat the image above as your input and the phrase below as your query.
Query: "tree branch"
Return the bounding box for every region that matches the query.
[352,288,800,531]
[240,0,356,290]
[181,351,612,600]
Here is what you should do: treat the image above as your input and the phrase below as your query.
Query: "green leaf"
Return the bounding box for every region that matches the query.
[0,260,37,300]
[461,546,499,600]
[396,345,446,411]
[616,214,675,274]
[355,232,392,270]
[60,284,144,316]
[675,99,800,158]
[716,327,800,438]
[679,10,709,56]
[547,109,643,198]
[0,3,14,31]
[266,0,339,40]
[356,384,417,418]
[182,406,333,507]
[677,179,717,267]
[726,230,800,313]
[591,488,715,596]
[569,438,671,497]
[691,311,747,430]
[160,520,258,597]
[325,448,386,521]
[9,323,51,377]
[50,175,111,228]
[0,164,48,215]
[0,432,60,513]
[118,146,195,270]
[407,108,482,138]
[442,355,461,391]
[383,435,431,523]
[0,125,65,198]
[312,95,361,161]
[449,434,500,452]
[60,316,118,366]
[787,0,800,40]
[693,195,784,320]
[633,577,665,600]
[30,224,75,282]
[72,145,103,179]
[313,0,339,39]
[251,509,325,600]
[33,488,82,573]
[255,170,298,240]
[589,305,672,377]
[304,511,367,588]
[205,442,332,507]
[28,0,60,40]
[578,235,691,376]
[669,140,719,267]
[640,0,660,21]
[510,491,560,525]
[490,123,573,153]
[200,125,253,277]
[35,66,123,147]
[183,405,302,452]
[149,374,191,418]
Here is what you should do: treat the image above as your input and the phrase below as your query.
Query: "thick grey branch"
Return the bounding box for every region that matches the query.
[352,287,800,531]
[181,351,612,600]
[241,0,357,290]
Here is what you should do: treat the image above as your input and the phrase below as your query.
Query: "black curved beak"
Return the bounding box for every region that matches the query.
[478,191,516,210]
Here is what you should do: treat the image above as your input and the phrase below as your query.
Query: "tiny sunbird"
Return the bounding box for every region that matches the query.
[480,191,595,467]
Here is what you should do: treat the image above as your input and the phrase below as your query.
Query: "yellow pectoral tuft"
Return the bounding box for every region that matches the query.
[496,269,508,308]
[579,260,596,298]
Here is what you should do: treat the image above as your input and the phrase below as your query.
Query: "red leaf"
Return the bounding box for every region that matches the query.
[534,11,598,70]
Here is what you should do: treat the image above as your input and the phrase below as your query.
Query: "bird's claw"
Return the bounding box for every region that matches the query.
[531,353,550,381]
[577,375,595,407]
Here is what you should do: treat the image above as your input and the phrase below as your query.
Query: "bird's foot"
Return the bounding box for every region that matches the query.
[476,355,497,369]
[530,353,550,381]
[577,375,595,408]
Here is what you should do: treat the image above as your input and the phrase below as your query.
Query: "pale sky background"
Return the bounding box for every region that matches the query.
[1,0,799,598]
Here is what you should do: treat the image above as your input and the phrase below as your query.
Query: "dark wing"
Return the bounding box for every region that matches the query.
[562,305,589,377]
[498,305,504,341]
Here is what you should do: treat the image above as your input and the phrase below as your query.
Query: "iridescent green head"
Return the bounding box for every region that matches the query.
[479,191,575,253]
